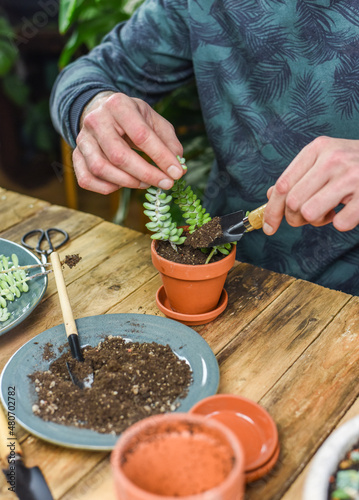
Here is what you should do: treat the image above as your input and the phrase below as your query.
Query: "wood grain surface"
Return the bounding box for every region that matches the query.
[0,188,358,500]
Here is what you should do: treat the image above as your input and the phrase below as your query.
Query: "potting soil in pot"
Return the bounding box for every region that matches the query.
[29,336,193,434]
[156,222,228,266]
[328,442,359,499]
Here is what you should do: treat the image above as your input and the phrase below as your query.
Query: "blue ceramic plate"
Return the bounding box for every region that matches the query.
[0,238,48,336]
[0,313,219,450]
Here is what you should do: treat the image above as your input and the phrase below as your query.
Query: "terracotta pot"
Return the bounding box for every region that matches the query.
[151,240,236,315]
[111,413,245,500]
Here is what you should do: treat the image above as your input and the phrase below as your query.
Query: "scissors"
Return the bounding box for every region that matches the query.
[21,228,69,264]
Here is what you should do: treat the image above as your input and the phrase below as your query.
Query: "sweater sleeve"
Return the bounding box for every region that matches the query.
[50,0,193,148]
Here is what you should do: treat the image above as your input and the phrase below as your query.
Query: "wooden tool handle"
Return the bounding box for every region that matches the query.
[247,203,267,231]
[0,403,21,462]
[50,252,78,339]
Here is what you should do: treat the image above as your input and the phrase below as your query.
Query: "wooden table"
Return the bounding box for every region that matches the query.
[0,187,358,500]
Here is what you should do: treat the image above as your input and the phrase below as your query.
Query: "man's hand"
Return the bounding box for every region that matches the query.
[263,136,359,234]
[73,92,185,194]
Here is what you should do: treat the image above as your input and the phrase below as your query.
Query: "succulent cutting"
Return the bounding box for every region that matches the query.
[0,254,30,322]
[143,156,232,264]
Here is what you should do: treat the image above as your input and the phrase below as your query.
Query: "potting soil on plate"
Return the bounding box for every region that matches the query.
[29,336,193,434]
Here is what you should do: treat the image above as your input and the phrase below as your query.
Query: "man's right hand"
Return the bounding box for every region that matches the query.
[73,92,185,194]
[263,136,359,235]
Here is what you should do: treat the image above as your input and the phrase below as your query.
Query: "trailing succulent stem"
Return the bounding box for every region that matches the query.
[171,177,211,232]
[144,156,232,261]
[144,188,186,249]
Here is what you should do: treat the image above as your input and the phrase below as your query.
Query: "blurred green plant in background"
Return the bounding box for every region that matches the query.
[0,13,29,107]
[0,16,18,77]
[58,0,144,67]
[0,1,214,219]
[0,7,60,185]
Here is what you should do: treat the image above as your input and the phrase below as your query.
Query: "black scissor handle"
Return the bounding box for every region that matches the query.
[21,228,69,255]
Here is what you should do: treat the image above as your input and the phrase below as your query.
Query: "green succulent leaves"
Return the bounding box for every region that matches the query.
[143,155,232,261]
[171,179,211,233]
[144,188,186,244]
[0,254,30,322]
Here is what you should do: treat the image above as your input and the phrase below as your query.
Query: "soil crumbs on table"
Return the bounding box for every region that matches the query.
[61,254,82,269]
[29,336,193,434]
[156,223,227,266]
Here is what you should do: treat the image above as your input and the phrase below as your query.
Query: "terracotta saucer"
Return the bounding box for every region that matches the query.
[155,286,228,326]
[189,394,279,473]
[245,442,280,483]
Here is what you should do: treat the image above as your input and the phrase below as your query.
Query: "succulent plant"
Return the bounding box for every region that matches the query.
[143,156,232,261]
[0,254,30,322]
[171,178,211,233]
[143,187,186,246]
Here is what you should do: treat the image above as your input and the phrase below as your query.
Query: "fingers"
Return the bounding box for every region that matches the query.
[72,148,118,194]
[119,97,185,181]
[75,92,186,193]
[101,94,184,186]
[264,137,359,235]
[264,140,320,234]
[333,197,359,231]
[77,119,165,190]
[72,146,149,195]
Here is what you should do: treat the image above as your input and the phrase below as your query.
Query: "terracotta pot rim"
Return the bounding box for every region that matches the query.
[151,239,236,268]
[111,412,245,500]
[151,240,236,282]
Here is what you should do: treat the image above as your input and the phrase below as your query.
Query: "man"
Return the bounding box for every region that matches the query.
[51,0,359,294]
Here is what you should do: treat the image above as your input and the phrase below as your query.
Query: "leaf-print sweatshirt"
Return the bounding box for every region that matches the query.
[50,0,359,295]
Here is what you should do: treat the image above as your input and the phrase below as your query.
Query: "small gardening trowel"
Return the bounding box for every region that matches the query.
[0,404,53,500]
[204,203,267,247]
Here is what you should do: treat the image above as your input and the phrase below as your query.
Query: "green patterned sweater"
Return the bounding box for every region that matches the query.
[51,0,359,294]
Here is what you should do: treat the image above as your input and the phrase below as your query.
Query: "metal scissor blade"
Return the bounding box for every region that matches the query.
[26,270,53,280]
[206,211,246,246]
[0,263,51,274]
[209,226,246,246]
[197,204,267,247]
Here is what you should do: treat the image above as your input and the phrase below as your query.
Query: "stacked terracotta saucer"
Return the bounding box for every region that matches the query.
[190,394,280,482]
[156,286,228,326]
